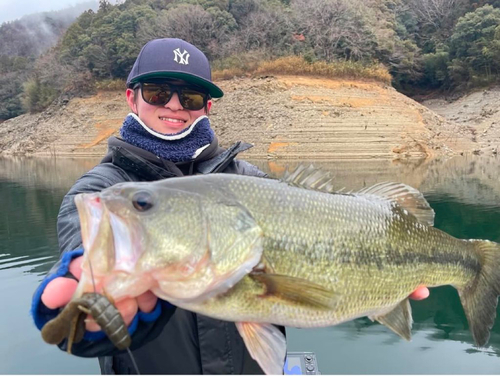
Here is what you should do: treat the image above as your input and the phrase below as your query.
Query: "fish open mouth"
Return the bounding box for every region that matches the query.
[75,192,143,276]
[74,192,151,299]
[75,192,105,257]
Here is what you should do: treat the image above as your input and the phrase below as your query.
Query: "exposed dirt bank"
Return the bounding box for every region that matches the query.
[422,86,500,156]
[0,75,485,159]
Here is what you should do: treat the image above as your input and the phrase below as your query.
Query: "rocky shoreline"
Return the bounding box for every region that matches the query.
[1,75,498,159]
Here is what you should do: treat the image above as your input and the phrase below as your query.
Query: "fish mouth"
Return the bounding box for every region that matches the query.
[75,192,106,258]
[75,192,143,276]
[108,210,142,273]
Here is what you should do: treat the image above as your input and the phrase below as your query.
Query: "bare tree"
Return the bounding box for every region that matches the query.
[412,0,457,29]
[405,0,469,39]
[137,6,213,53]
[35,49,76,91]
[291,0,376,61]
[238,7,294,52]
[137,5,237,60]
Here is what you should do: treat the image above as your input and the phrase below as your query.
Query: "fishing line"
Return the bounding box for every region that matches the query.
[88,258,140,375]
[127,347,141,375]
[88,258,97,294]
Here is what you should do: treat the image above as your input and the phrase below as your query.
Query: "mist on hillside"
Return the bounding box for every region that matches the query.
[0,1,98,57]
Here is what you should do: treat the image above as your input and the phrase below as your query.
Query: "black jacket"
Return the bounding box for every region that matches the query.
[53,136,284,374]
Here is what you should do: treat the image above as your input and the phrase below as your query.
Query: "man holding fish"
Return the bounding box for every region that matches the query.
[32,38,433,374]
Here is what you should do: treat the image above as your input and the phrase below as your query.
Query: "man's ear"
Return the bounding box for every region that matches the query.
[206,99,212,115]
[126,88,137,114]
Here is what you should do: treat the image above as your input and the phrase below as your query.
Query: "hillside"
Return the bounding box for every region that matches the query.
[422,87,500,156]
[0,75,483,159]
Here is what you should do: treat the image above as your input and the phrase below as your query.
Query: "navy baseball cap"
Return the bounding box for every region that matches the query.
[127,38,223,98]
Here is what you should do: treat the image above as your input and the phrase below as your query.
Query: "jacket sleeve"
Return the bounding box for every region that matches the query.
[31,163,176,358]
[226,159,268,178]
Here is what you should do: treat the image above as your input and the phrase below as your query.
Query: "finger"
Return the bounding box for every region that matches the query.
[69,256,84,280]
[137,291,158,313]
[116,298,139,326]
[42,277,79,309]
[409,286,430,300]
[85,298,139,332]
[85,314,103,332]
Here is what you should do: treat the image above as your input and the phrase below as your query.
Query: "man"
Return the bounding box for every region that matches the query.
[32,38,273,374]
[32,38,429,374]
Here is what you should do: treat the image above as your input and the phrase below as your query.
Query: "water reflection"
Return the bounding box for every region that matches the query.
[2,154,499,206]
[253,155,500,209]
[1,155,500,374]
[0,157,102,374]
[0,156,101,190]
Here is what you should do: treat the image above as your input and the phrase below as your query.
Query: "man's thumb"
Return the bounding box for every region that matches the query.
[41,277,78,309]
[69,255,84,280]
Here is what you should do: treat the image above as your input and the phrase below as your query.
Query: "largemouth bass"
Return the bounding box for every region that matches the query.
[69,166,499,374]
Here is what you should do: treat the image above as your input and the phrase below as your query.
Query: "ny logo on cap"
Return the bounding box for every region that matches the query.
[173,48,190,65]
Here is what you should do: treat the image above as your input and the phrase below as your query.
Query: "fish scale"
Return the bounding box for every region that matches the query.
[139,175,477,320]
[67,167,500,375]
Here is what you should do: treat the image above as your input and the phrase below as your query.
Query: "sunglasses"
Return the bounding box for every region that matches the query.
[136,82,209,111]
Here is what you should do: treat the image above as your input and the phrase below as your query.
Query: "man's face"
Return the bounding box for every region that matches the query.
[126,80,212,134]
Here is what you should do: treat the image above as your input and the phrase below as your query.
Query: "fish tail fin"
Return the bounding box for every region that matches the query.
[458,240,500,347]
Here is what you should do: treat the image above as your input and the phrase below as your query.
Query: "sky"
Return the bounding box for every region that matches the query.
[0,0,104,24]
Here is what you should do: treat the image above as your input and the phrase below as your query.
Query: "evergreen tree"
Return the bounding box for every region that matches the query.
[448,5,500,85]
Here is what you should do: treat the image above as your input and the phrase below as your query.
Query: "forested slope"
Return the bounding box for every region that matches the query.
[3,0,500,122]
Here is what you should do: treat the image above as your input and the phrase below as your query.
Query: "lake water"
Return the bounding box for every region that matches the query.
[1,155,500,374]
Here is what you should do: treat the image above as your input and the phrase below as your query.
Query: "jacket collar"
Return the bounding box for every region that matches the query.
[101,136,253,181]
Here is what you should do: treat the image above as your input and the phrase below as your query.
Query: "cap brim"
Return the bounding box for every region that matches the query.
[129,72,223,98]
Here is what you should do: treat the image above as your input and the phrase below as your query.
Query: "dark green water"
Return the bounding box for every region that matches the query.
[1,156,499,374]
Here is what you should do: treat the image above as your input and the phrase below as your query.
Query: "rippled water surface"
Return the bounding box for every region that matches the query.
[1,156,499,374]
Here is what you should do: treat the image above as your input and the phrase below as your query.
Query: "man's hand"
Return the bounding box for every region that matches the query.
[41,256,158,331]
[409,286,429,300]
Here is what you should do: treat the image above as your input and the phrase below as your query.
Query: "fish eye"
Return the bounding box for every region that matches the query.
[132,191,154,212]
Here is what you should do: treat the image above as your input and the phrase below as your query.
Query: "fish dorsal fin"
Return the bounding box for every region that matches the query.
[282,164,336,193]
[236,322,286,375]
[356,182,435,226]
[282,166,435,226]
[369,298,413,341]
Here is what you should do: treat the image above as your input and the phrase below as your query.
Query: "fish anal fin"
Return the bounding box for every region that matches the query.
[369,298,413,341]
[251,273,338,310]
[236,322,286,375]
[356,182,435,226]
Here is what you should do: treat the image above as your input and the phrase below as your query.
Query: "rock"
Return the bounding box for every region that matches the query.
[0,75,482,159]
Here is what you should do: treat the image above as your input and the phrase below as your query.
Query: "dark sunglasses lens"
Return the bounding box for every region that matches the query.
[142,83,171,105]
[140,83,207,110]
[179,89,206,110]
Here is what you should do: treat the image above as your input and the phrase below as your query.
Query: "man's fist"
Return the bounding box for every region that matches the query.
[41,256,157,331]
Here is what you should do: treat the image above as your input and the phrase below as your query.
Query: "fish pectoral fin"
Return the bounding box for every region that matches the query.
[369,298,413,341]
[251,273,338,309]
[236,322,286,375]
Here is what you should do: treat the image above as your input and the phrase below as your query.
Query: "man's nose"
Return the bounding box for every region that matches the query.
[165,92,183,110]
